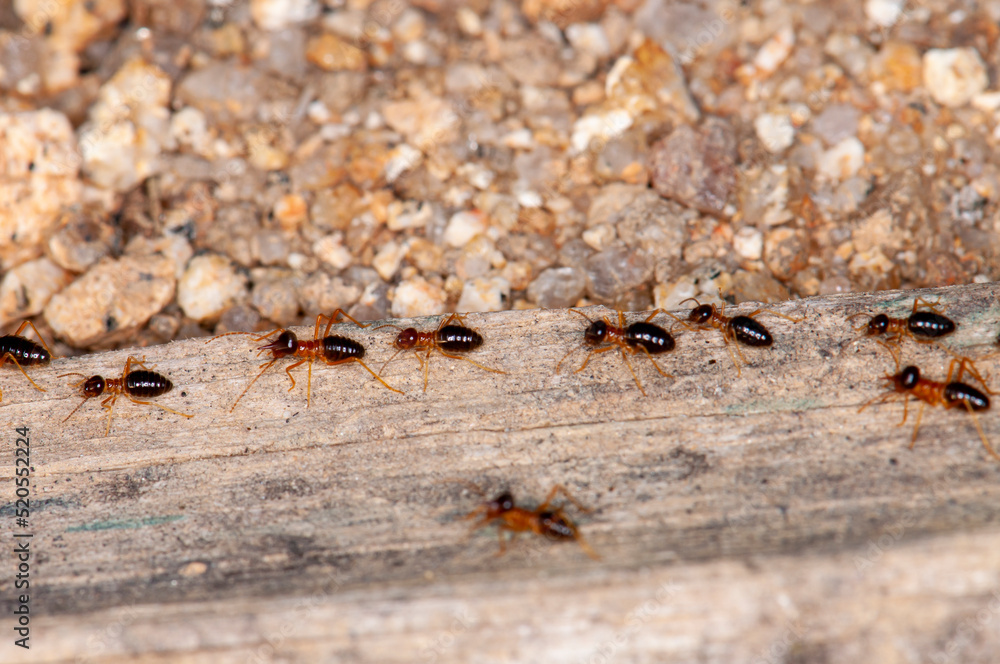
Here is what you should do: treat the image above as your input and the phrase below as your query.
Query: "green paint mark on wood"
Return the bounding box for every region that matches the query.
[67,515,184,533]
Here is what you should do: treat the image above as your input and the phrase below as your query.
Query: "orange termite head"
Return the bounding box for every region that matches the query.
[394,328,420,350]
[259,330,297,358]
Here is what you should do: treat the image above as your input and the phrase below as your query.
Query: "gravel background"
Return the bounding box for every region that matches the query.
[2,0,999,354]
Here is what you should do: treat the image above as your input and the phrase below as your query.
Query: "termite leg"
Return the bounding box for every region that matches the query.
[319,308,372,336]
[13,320,54,356]
[538,484,592,514]
[436,350,506,376]
[635,346,673,379]
[125,395,193,420]
[325,357,404,394]
[962,401,1000,461]
[618,347,646,397]
[0,352,46,393]
[743,308,804,324]
[950,356,996,395]
[101,394,120,437]
[229,358,280,412]
[572,344,616,374]
[907,400,924,449]
[912,296,947,316]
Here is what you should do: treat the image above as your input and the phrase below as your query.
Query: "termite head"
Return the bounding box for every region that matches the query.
[866,314,890,336]
[394,328,420,350]
[484,491,515,518]
[81,375,106,397]
[690,304,714,325]
[259,330,298,358]
[59,372,105,397]
[891,365,920,391]
[583,320,609,346]
[539,510,578,541]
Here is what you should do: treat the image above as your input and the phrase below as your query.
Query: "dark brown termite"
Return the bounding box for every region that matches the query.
[459,483,600,560]
[0,320,52,402]
[374,313,505,392]
[665,298,802,376]
[60,356,192,436]
[557,309,675,396]
[859,354,997,461]
[208,309,402,411]
[848,297,956,361]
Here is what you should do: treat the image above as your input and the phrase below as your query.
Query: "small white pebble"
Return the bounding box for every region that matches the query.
[653,277,698,311]
[923,47,988,108]
[313,234,353,270]
[733,227,764,260]
[582,224,616,252]
[457,276,510,313]
[754,113,795,153]
[385,144,423,183]
[372,241,405,281]
[456,7,482,36]
[817,137,865,182]
[391,277,447,318]
[516,190,543,208]
[566,23,611,58]
[503,128,535,149]
[444,210,487,248]
[865,0,903,27]
[307,100,332,124]
[177,254,247,321]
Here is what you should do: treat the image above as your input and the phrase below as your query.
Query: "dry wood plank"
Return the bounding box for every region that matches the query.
[3,283,1000,662]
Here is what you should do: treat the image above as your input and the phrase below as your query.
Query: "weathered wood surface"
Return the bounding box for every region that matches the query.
[3,283,1000,663]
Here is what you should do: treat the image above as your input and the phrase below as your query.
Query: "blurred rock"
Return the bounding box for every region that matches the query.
[46,207,119,273]
[729,270,789,304]
[584,246,653,303]
[0,258,74,326]
[527,266,587,309]
[0,109,83,269]
[78,58,172,192]
[299,271,361,315]
[251,270,300,326]
[764,228,808,281]
[44,237,186,346]
[392,277,447,318]
[648,118,737,214]
[177,253,248,322]
[457,276,510,312]
[923,47,988,108]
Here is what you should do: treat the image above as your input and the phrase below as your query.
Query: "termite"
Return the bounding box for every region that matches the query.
[375,313,505,392]
[0,320,52,401]
[208,309,402,411]
[859,354,997,461]
[848,297,956,361]
[557,309,675,396]
[460,483,600,560]
[59,356,192,436]
[666,298,801,376]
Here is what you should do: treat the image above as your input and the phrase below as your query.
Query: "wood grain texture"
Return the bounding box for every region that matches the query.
[3,283,1000,663]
